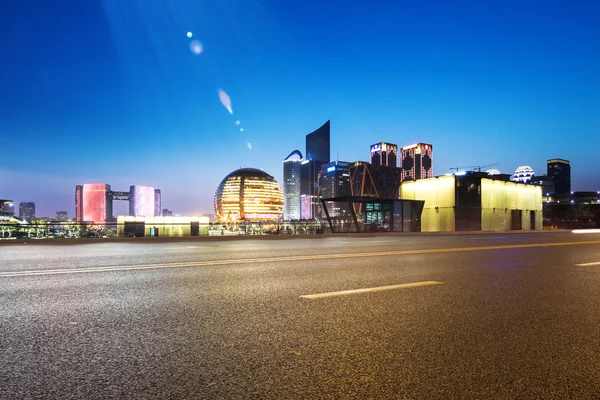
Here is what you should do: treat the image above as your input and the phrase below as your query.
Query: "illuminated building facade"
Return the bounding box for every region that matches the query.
[75,185,83,221]
[19,202,35,221]
[214,168,284,221]
[1,199,15,217]
[401,143,433,182]
[547,158,571,195]
[401,173,542,232]
[154,189,162,216]
[319,161,351,217]
[370,142,398,167]
[283,150,303,220]
[511,166,535,183]
[81,183,112,224]
[129,185,156,217]
[56,211,68,221]
[117,216,210,238]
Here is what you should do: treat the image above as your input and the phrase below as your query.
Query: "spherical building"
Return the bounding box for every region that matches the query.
[511,166,535,183]
[214,168,284,221]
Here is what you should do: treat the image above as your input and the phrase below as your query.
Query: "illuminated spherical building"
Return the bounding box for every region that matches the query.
[511,166,535,183]
[214,168,284,221]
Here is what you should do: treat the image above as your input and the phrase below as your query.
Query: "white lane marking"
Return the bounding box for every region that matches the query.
[575,261,600,266]
[470,237,506,240]
[3,240,600,277]
[300,281,445,299]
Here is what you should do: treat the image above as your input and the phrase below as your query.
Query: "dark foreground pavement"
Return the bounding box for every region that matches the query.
[1,231,600,399]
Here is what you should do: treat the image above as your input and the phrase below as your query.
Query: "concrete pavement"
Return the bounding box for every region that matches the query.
[1,232,600,399]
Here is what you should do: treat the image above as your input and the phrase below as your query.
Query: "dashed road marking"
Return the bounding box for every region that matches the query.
[300,281,445,299]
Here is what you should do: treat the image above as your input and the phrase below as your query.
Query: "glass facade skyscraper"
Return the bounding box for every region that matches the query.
[305,120,330,164]
[19,202,35,221]
[283,150,303,220]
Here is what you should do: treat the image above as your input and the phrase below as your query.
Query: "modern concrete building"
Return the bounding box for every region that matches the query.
[117,215,210,237]
[401,173,542,232]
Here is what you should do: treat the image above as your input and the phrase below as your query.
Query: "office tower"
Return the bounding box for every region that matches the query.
[300,160,320,219]
[370,142,398,167]
[319,161,351,217]
[154,189,162,216]
[162,209,173,217]
[56,211,68,221]
[547,158,571,195]
[129,185,156,217]
[19,202,35,221]
[81,183,112,223]
[301,121,331,219]
[305,120,330,164]
[401,143,433,182]
[283,150,303,220]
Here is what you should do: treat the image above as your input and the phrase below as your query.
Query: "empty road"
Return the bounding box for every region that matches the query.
[1,232,600,399]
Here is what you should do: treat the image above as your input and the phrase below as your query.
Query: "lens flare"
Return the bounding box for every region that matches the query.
[187,31,193,38]
[218,89,233,114]
[235,120,241,125]
[189,40,203,55]
[246,141,253,150]
[240,128,244,132]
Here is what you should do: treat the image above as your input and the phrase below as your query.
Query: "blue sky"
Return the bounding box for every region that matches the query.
[1,0,599,217]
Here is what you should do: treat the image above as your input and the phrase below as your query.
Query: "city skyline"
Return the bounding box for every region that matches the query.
[2,0,600,216]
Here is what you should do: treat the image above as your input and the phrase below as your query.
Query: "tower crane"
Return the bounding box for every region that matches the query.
[450,163,500,173]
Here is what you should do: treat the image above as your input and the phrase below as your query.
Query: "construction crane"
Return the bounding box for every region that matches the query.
[450,163,500,173]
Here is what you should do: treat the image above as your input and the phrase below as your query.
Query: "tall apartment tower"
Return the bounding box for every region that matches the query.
[370,142,398,167]
[283,150,303,220]
[547,158,571,195]
[401,143,433,182]
[19,202,36,221]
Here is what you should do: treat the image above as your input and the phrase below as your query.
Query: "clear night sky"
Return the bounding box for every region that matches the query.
[1,0,599,217]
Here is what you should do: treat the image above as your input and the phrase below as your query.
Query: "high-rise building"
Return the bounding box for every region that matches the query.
[154,189,162,217]
[301,121,331,220]
[319,161,352,217]
[80,183,112,223]
[283,150,303,220]
[56,211,69,221]
[162,209,173,217]
[19,202,35,221]
[370,142,398,167]
[547,158,571,195]
[300,160,321,219]
[129,185,156,217]
[75,185,83,221]
[305,120,330,164]
[401,143,433,182]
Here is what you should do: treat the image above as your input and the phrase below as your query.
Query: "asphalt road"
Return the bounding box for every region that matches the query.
[1,231,600,399]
